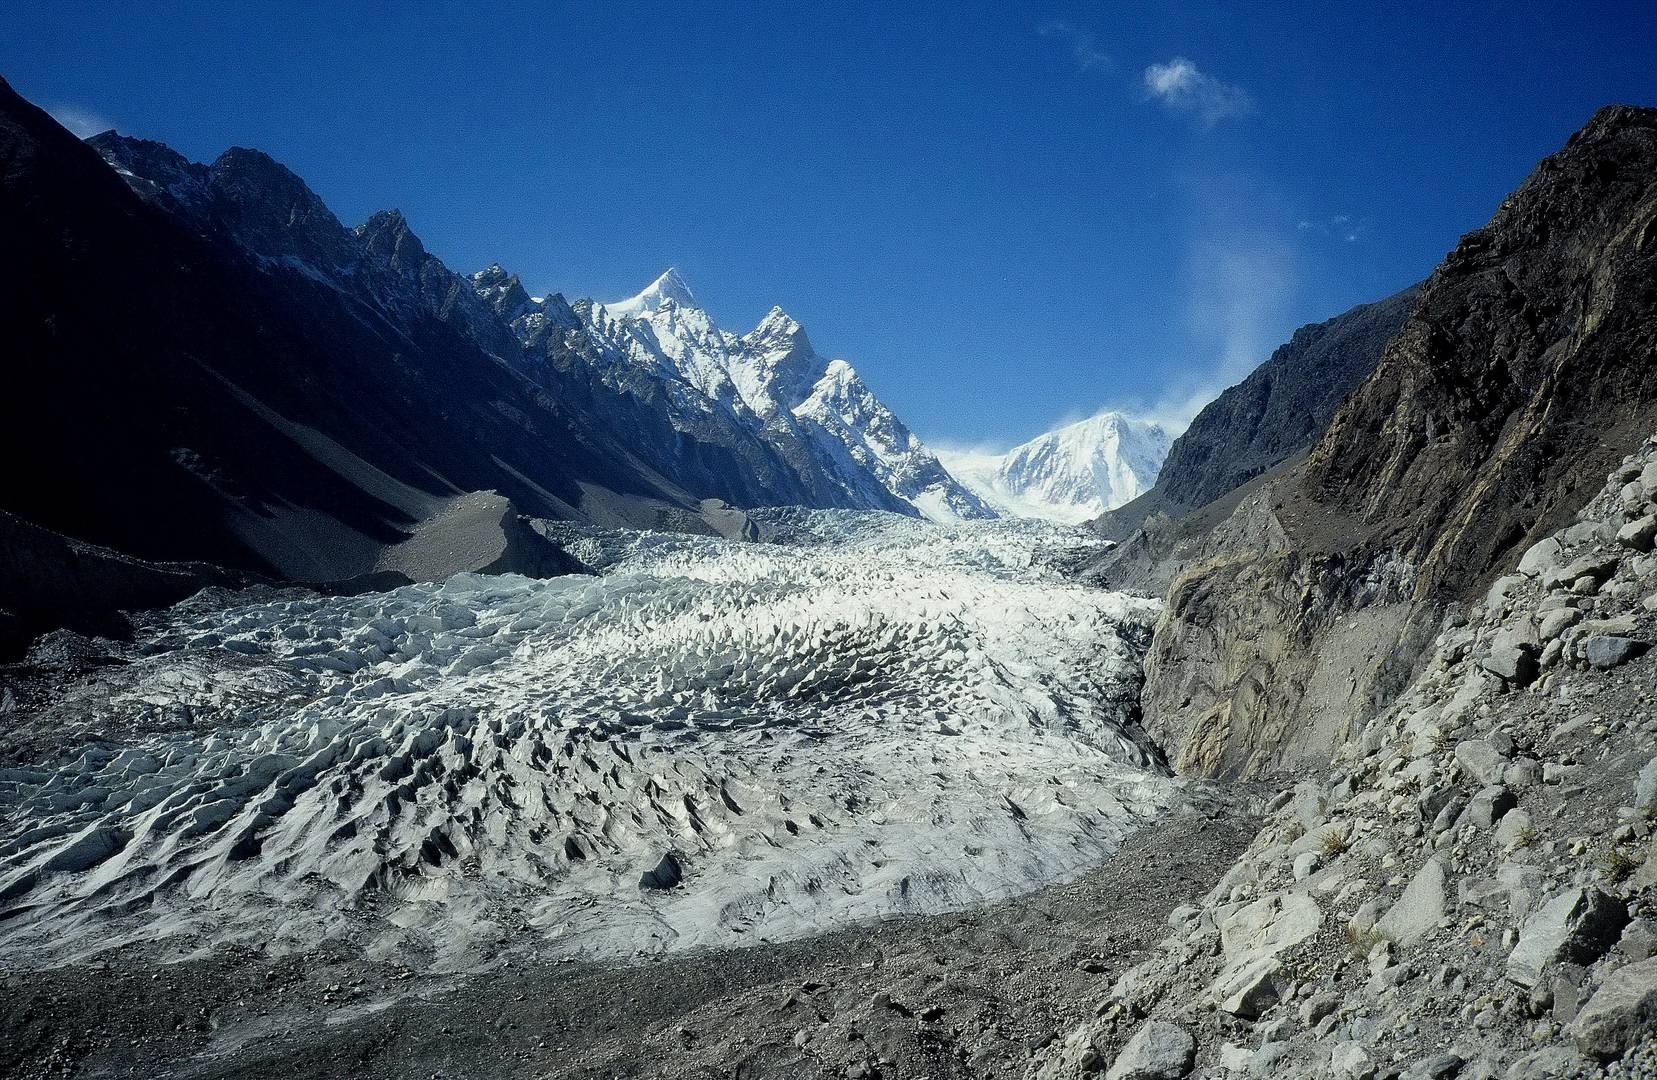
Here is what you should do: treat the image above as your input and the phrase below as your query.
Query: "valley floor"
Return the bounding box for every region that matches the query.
[0,510,1227,1078]
[0,808,1257,1080]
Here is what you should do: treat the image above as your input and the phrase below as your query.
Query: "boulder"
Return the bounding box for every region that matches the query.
[1213,958,1284,1019]
[1376,856,1447,946]
[1219,892,1323,965]
[1637,757,1657,810]
[1538,608,1581,641]
[1617,514,1657,553]
[1507,888,1628,987]
[1105,1020,1195,1080]
[1480,632,1538,684]
[1569,957,1657,1060]
[1494,808,1534,849]
[1543,553,1619,590]
[1327,1040,1375,1079]
[1454,740,1509,786]
[1466,785,1517,829]
[1517,536,1562,577]
[1583,635,1646,669]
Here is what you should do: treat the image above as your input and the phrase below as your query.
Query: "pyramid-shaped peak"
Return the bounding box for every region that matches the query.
[747,305,812,348]
[603,267,699,317]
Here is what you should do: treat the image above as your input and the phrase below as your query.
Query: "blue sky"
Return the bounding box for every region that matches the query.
[8,2,1657,448]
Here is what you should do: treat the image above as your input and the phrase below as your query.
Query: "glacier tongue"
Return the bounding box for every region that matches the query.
[0,512,1183,972]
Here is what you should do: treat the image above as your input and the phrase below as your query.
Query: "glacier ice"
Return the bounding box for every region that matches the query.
[0,512,1183,971]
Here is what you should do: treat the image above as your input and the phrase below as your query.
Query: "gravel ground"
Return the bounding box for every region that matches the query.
[0,807,1258,1080]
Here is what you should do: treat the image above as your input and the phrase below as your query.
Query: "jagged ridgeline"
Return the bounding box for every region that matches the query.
[0,74,984,614]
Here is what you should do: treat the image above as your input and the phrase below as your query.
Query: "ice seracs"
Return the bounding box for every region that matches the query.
[937,411,1173,524]
[0,511,1180,972]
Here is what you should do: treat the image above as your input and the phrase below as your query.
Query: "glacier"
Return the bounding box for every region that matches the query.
[0,512,1186,973]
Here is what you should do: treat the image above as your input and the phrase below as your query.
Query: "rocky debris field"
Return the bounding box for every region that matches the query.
[0,810,1257,1080]
[1034,436,1657,1077]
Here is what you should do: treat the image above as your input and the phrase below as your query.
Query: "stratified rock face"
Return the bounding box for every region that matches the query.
[1138,105,1657,779]
[1094,285,1418,539]
[1306,105,1657,600]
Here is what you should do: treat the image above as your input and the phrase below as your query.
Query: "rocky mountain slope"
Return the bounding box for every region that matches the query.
[0,76,733,595]
[1037,430,1657,1080]
[1114,105,1657,783]
[938,412,1173,524]
[1093,286,1418,540]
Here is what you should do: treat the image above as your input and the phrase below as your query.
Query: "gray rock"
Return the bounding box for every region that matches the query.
[1327,1041,1375,1079]
[1544,553,1620,590]
[1403,1052,1463,1079]
[1291,781,1328,831]
[1538,608,1581,640]
[1583,635,1646,669]
[1168,904,1203,932]
[1620,918,1656,962]
[1569,956,1657,1060]
[1494,807,1534,849]
[1467,785,1517,828]
[1518,536,1563,577]
[1486,574,1525,613]
[1217,1043,1252,1074]
[1638,757,1657,810]
[1432,796,1467,835]
[1507,888,1629,987]
[1419,785,1459,822]
[1105,1020,1196,1080]
[1300,992,1341,1026]
[1377,855,1447,946]
[1292,852,1320,881]
[1617,514,1657,552]
[1454,740,1509,786]
[1481,633,1538,684]
[1214,958,1284,1019]
[1561,521,1615,546]
[1247,1041,1291,1077]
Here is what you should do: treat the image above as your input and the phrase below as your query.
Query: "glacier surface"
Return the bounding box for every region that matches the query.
[0,512,1182,972]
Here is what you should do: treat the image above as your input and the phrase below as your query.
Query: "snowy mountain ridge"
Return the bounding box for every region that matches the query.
[495,268,995,522]
[937,412,1173,524]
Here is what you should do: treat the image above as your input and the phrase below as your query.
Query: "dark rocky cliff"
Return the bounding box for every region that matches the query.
[1136,105,1657,779]
[1095,285,1419,540]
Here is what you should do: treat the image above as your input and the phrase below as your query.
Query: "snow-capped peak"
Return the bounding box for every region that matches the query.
[936,411,1173,524]
[601,267,698,318]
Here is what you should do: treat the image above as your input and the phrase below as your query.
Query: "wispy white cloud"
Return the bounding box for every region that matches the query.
[1038,21,1112,72]
[1297,214,1368,242]
[1142,57,1253,126]
[1136,226,1296,431]
[47,103,114,139]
